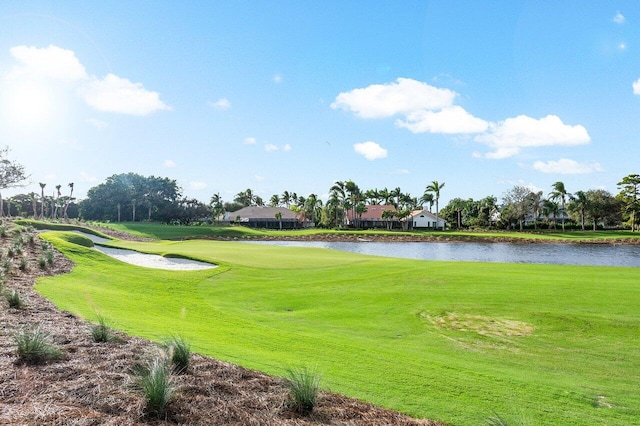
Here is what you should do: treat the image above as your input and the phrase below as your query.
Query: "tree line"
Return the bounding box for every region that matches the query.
[1,146,639,231]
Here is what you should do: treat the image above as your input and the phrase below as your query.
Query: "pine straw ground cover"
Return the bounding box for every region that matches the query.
[0,222,442,425]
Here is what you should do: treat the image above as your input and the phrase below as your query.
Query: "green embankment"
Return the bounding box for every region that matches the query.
[96,221,640,243]
[35,230,640,425]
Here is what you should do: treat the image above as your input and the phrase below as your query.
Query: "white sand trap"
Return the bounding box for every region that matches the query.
[72,231,216,271]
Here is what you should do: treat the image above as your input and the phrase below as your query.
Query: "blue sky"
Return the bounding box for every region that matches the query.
[1,1,639,206]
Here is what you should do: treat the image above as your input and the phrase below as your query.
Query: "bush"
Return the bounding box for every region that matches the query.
[18,257,28,271]
[14,326,63,364]
[6,289,24,308]
[163,336,191,374]
[137,357,174,418]
[90,316,115,343]
[38,256,47,270]
[285,366,321,416]
[45,250,54,265]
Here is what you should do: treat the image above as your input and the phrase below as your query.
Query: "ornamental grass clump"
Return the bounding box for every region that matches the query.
[5,289,24,309]
[163,336,191,374]
[285,366,321,416]
[90,315,116,343]
[14,326,63,364]
[137,357,174,419]
[18,257,28,271]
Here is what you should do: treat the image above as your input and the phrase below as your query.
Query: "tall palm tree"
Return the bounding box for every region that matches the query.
[528,191,543,230]
[269,194,280,207]
[39,182,46,219]
[329,181,346,227]
[570,190,588,231]
[63,182,74,219]
[420,192,434,212]
[549,181,570,232]
[281,190,291,208]
[53,184,62,219]
[426,180,445,229]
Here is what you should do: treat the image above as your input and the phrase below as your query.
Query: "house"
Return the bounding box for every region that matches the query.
[223,206,310,229]
[346,205,400,229]
[407,209,446,230]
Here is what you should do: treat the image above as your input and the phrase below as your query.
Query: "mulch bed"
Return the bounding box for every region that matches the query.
[0,222,444,425]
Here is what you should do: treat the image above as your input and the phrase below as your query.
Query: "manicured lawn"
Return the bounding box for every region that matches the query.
[35,231,640,425]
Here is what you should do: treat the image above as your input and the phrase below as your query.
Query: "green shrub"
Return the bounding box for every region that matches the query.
[0,226,8,238]
[285,366,321,416]
[18,257,28,271]
[7,247,14,258]
[6,289,24,309]
[38,256,47,270]
[90,316,115,342]
[2,259,12,274]
[14,326,63,364]
[45,250,54,265]
[164,336,191,374]
[137,357,174,418]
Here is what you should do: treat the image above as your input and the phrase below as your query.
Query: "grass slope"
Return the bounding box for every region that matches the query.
[36,231,640,425]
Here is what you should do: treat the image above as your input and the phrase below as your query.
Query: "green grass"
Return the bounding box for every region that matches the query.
[96,220,640,243]
[34,231,640,425]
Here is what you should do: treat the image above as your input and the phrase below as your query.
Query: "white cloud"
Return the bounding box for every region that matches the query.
[394,169,410,175]
[243,137,256,144]
[282,144,292,152]
[59,139,83,151]
[395,106,488,134]
[7,45,87,81]
[331,77,456,119]
[254,175,265,182]
[86,118,109,131]
[474,115,590,159]
[532,158,603,174]
[265,144,278,152]
[273,74,283,83]
[613,12,625,24]
[189,181,207,190]
[208,98,230,110]
[353,141,388,161]
[633,78,640,95]
[618,42,627,51]
[77,74,171,116]
[163,160,176,168]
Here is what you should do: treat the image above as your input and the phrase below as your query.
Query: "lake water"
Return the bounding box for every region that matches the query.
[248,241,640,267]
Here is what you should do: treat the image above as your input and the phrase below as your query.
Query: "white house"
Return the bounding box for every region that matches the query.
[407,209,446,230]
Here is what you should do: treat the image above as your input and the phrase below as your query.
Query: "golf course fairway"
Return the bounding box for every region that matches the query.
[35,231,640,425]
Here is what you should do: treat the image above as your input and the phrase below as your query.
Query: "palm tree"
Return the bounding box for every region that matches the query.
[275,211,283,230]
[52,184,62,218]
[281,190,291,208]
[549,181,570,232]
[329,181,346,227]
[570,191,588,231]
[63,182,74,219]
[39,182,46,219]
[420,192,434,212]
[131,198,137,222]
[528,191,543,230]
[426,180,445,229]
[269,194,280,207]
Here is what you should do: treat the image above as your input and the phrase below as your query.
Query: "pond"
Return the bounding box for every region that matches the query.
[248,240,640,267]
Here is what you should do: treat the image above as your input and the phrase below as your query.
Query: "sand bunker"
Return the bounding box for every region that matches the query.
[74,231,216,271]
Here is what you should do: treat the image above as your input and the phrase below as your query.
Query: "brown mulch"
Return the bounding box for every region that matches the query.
[0,222,444,425]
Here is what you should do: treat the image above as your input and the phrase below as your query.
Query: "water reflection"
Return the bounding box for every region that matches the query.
[248,241,640,267]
